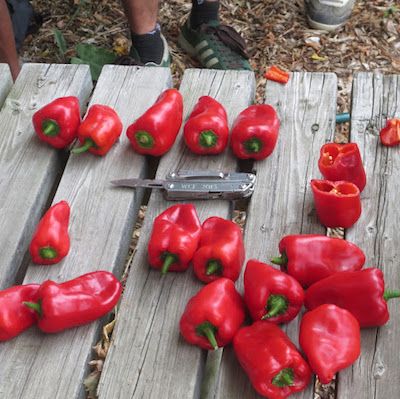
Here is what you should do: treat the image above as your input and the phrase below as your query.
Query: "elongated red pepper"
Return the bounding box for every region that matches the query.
[271,235,365,287]
[300,304,360,384]
[126,88,183,156]
[379,118,400,146]
[147,204,201,274]
[24,271,121,333]
[72,104,122,156]
[305,268,400,327]
[233,321,312,399]
[29,201,71,265]
[32,96,81,149]
[183,96,229,155]
[311,179,361,228]
[0,284,39,341]
[192,217,244,283]
[180,278,245,350]
[318,143,366,192]
[230,104,280,160]
[244,260,304,324]
[264,66,290,84]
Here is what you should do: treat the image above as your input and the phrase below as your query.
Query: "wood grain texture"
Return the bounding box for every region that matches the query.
[0,64,13,108]
[97,69,255,399]
[337,73,400,399]
[215,73,337,399]
[0,66,172,399]
[0,64,92,290]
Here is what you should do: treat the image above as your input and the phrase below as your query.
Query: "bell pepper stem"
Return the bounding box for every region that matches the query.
[272,368,294,387]
[42,119,60,137]
[206,260,222,276]
[135,130,155,149]
[271,252,288,266]
[161,253,177,275]
[244,138,263,154]
[383,290,400,301]
[262,294,288,319]
[71,139,95,154]
[39,246,58,260]
[199,130,218,148]
[196,321,219,350]
[23,301,42,317]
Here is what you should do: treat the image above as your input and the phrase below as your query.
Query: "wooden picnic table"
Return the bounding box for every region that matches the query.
[0,63,398,399]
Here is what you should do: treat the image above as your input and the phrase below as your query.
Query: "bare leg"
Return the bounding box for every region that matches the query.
[122,0,159,34]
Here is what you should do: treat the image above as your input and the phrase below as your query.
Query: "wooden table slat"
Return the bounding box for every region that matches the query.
[0,64,13,108]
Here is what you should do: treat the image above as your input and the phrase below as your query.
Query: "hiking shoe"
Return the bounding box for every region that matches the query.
[178,19,252,71]
[305,0,355,31]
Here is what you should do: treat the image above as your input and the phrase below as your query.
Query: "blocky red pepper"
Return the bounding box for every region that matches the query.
[264,66,290,84]
[300,304,361,384]
[183,96,229,155]
[192,217,244,283]
[180,278,245,350]
[244,260,304,324]
[233,321,312,399]
[230,104,280,160]
[148,204,201,274]
[126,88,183,156]
[311,179,361,228]
[29,200,71,265]
[0,284,39,341]
[305,268,400,327]
[24,271,122,333]
[379,118,400,147]
[318,143,366,192]
[271,235,365,287]
[72,104,122,156]
[32,96,81,149]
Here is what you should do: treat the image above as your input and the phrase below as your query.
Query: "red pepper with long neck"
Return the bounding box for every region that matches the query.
[126,88,183,156]
[305,268,400,327]
[233,321,312,399]
[147,204,201,274]
[24,271,122,333]
[29,201,71,265]
[379,118,400,146]
[271,235,365,287]
[180,278,245,350]
[192,217,244,283]
[183,96,229,155]
[244,260,304,324]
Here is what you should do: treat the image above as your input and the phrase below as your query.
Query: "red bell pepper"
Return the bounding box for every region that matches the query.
[183,96,229,155]
[230,104,280,160]
[318,143,366,192]
[32,96,81,149]
[300,304,360,384]
[29,200,71,265]
[264,66,290,84]
[271,235,365,287]
[0,284,39,341]
[233,321,312,399]
[305,268,400,327]
[72,104,123,156]
[126,88,183,156]
[311,179,361,228]
[379,118,400,146]
[24,271,122,333]
[180,278,245,350]
[148,204,201,274]
[192,217,244,283]
[244,260,304,324]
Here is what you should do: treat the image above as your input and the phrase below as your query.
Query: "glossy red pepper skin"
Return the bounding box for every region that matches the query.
[305,268,400,327]
[24,271,122,333]
[318,143,366,192]
[300,304,360,384]
[379,118,400,146]
[147,204,201,274]
[244,260,304,324]
[183,96,229,155]
[311,179,361,228]
[126,88,183,156]
[264,66,290,84]
[29,201,71,265]
[233,321,312,399]
[0,284,39,341]
[180,278,245,350]
[32,96,81,149]
[193,217,244,283]
[73,104,123,156]
[230,104,280,160]
[271,235,365,287]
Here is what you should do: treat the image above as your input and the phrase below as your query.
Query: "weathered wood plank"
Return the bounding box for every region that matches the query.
[0,66,172,399]
[97,69,255,399]
[215,72,337,399]
[0,64,13,107]
[0,64,92,290]
[337,73,400,399]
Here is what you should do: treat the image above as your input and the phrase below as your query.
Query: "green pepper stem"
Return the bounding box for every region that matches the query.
[206,260,222,276]
[161,253,177,275]
[42,119,60,137]
[383,290,400,301]
[71,139,95,154]
[196,321,218,350]
[244,138,263,154]
[23,301,42,317]
[135,130,154,149]
[272,368,294,387]
[39,246,58,260]
[199,130,218,148]
[262,294,288,320]
[271,252,288,266]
